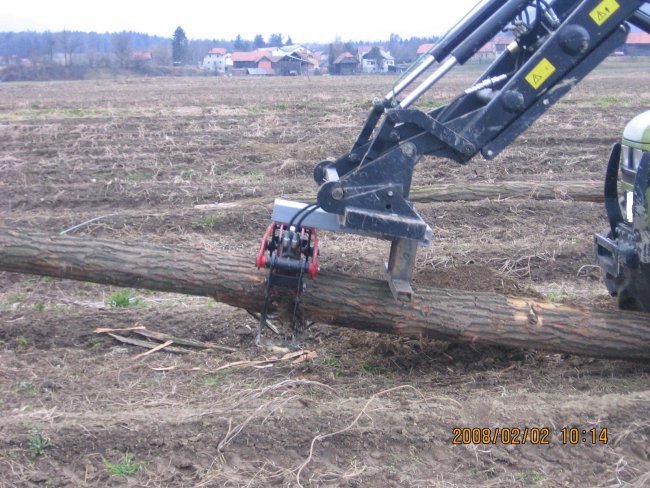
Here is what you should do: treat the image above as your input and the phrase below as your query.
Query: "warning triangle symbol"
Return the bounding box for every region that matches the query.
[532,74,543,84]
[597,9,608,20]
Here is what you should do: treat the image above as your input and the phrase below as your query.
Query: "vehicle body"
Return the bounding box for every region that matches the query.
[595,111,650,310]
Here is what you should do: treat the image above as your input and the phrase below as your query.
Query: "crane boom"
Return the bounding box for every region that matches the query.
[265,0,650,306]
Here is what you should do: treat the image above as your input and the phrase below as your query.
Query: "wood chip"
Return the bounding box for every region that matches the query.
[292,351,318,364]
[132,340,174,360]
[149,366,177,371]
[213,350,318,371]
[94,325,146,334]
[215,359,269,371]
[133,329,237,352]
[194,202,245,210]
[281,350,308,361]
[264,344,291,354]
[107,333,189,354]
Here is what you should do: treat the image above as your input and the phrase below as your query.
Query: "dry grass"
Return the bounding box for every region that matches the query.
[1,61,650,486]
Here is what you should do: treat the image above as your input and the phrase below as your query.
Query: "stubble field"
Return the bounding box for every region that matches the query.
[0,61,649,487]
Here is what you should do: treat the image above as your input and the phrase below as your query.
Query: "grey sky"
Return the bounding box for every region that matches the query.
[1,0,480,43]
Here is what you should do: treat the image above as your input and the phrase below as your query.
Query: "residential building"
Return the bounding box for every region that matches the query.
[332,52,359,75]
[494,36,513,54]
[272,51,314,75]
[416,43,435,55]
[201,48,232,74]
[130,51,153,69]
[358,47,395,73]
[231,52,273,75]
[625,32,650,56]
[475,42,497,62]
[310,51,324,70]
[131,51,153,62]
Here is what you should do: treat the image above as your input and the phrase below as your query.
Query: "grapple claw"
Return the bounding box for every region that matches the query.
[255,222,318,342]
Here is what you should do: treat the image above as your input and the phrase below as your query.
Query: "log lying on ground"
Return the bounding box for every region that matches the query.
[195,180,606,211]
[0,227,649,360]
[407,180,605,203]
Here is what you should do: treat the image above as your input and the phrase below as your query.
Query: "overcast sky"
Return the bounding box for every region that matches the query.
[1,0,481,42]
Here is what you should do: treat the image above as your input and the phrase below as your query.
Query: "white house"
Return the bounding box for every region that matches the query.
[201,48,232,74]
[256,45,312,58]
[357,47,395,73]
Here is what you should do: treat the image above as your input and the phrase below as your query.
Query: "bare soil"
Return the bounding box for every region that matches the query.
[1,60,649,487]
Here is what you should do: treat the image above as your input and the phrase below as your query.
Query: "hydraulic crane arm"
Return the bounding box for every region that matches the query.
[270,0,650,301]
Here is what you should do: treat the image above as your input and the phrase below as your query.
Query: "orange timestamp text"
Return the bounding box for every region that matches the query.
[452,427,608,445]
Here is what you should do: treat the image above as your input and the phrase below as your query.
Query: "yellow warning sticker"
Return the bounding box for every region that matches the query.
[589,0,620,26]
[525,58,556,90]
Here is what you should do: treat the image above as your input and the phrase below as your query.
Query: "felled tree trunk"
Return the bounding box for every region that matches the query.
[0,227,648,360]
[407,180,605,203]
[195,180,605,211]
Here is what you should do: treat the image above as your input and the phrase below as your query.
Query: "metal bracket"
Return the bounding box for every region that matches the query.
[387,108,476,156]
[272,199,431,301]
[385,238,418,302]
[272,199,432,246]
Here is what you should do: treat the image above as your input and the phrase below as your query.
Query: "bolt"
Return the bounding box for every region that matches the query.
[387,190,394,197]
[372,97,385,112]
[486,149,494,158]
[402,143,416,158]
[331,185,344,200]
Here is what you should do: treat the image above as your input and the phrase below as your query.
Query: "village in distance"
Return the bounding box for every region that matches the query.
[1,26,649,82]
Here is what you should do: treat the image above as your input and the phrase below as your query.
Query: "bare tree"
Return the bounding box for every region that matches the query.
[151,43,171,66]
[57,30,82,66]
[44,32,57,64]
[112,32,132,69]
[59,30,69,66]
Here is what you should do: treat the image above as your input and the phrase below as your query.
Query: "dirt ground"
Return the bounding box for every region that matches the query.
[0,60,649,487]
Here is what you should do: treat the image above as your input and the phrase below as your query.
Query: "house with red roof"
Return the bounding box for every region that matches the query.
[625,32,650,56]
[416,43,435,55]
[201,47,232,74]
[493,36,513,54]
[332,52,359,75]
[475,41,497,62]
[231,52,274,75]
[417,39,503,62]
[130,51,153,70]
[131,51,153,61]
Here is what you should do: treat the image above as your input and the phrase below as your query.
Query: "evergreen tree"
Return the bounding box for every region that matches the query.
[234,34,245,50]
[268,33,283,47]
[285,35,293,46]
[328,42,347,73]
[343,41,357,55]
[253,34,265,49]
[171,26,188,64]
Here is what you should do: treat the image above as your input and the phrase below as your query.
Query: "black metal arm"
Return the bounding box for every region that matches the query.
[304,0,649,300]
[315,0,649,243]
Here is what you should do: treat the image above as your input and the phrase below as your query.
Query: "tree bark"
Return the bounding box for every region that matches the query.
[0,227,648,360]
[195,180,606,211]
[407,180,605,203]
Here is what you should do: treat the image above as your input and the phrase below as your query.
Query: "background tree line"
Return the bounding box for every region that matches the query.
[1,29,437,66]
